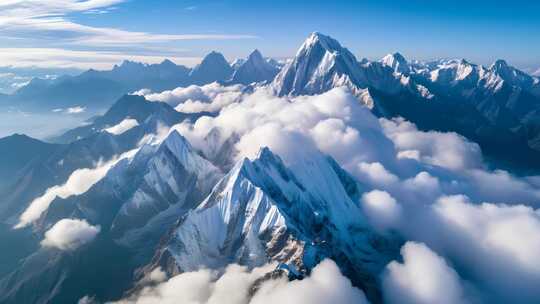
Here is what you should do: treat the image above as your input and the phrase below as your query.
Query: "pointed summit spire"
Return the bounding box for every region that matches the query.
[272,32,366,96]
[162,130,193,157]
[300,31,343,54]
[245,49,266,66]
[189,51,233,84]
[249,49,264,60]
[230,49,279,85]
[381,52,410,75]
[159,130,220,177]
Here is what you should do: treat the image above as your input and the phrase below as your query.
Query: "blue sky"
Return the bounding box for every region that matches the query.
[0,0,538,71]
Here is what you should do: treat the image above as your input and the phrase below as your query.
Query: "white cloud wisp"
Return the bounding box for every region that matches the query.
[15,148,139,228]
[103,118,139,135]
[41,218,101,250]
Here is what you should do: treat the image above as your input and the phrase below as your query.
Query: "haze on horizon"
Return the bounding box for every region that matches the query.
[0,0,539,71]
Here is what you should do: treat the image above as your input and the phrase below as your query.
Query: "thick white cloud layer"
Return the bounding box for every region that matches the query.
[171,87,395,169]
[357,162,399,186]
[41,218,100,250]
[361,190,401,231]
[104,118,139,135]
[381,118,483,171]
[430,196,540,302]
[166,86,540,204]
[137,83,245,112]
[375,194,540,303]
[16,148,139,228]
[435,195,540,273]
[154,84,540,303]
[383,242,468,304]
[113,260,369,304]
[250,260,370,304]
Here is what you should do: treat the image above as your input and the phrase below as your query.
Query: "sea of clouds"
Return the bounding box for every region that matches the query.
[136,83,540,303]
[25,82,540,304]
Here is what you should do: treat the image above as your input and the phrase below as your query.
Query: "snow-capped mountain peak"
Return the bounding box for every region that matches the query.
[272,32,410,100]
[148,146,390,299]
[162,130,194,159]
[160,130,220,179]
[300,32,344,54]
[37,129,222,251]
[381,52,410,75]
[427,58,482,85]
[231,49,279,85]
[486,58,536,89]
[272,32,367,96]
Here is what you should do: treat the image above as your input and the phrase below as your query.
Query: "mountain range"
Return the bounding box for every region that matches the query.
[0,32,540,304]
[5,31,537,173]
[0,50,282,112]
[272,32,540,173]
[5,32,539,174]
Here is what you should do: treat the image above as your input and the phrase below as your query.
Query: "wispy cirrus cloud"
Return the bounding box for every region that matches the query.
[0,0,256,46]
[0,0,257,68]
[0,47,202,69]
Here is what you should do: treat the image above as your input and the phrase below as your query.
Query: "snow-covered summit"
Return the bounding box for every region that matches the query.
[381,52,410,75]
[272,32,409,99]
[231,49,279,85]
[40,130,221,249]
[486,59,537,90]
[300,32,345,55]
[272,32,368,96]
[161,130,220,179]
[150,146,391,298]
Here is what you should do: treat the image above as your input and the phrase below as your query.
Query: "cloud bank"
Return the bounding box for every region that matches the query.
[41,218,100,250]
[361,190,401,232]
[154,84,540,303]
[137,83,245,113]
[382,242,468,304]
[113,260,369,304]
[14,84,537,303]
